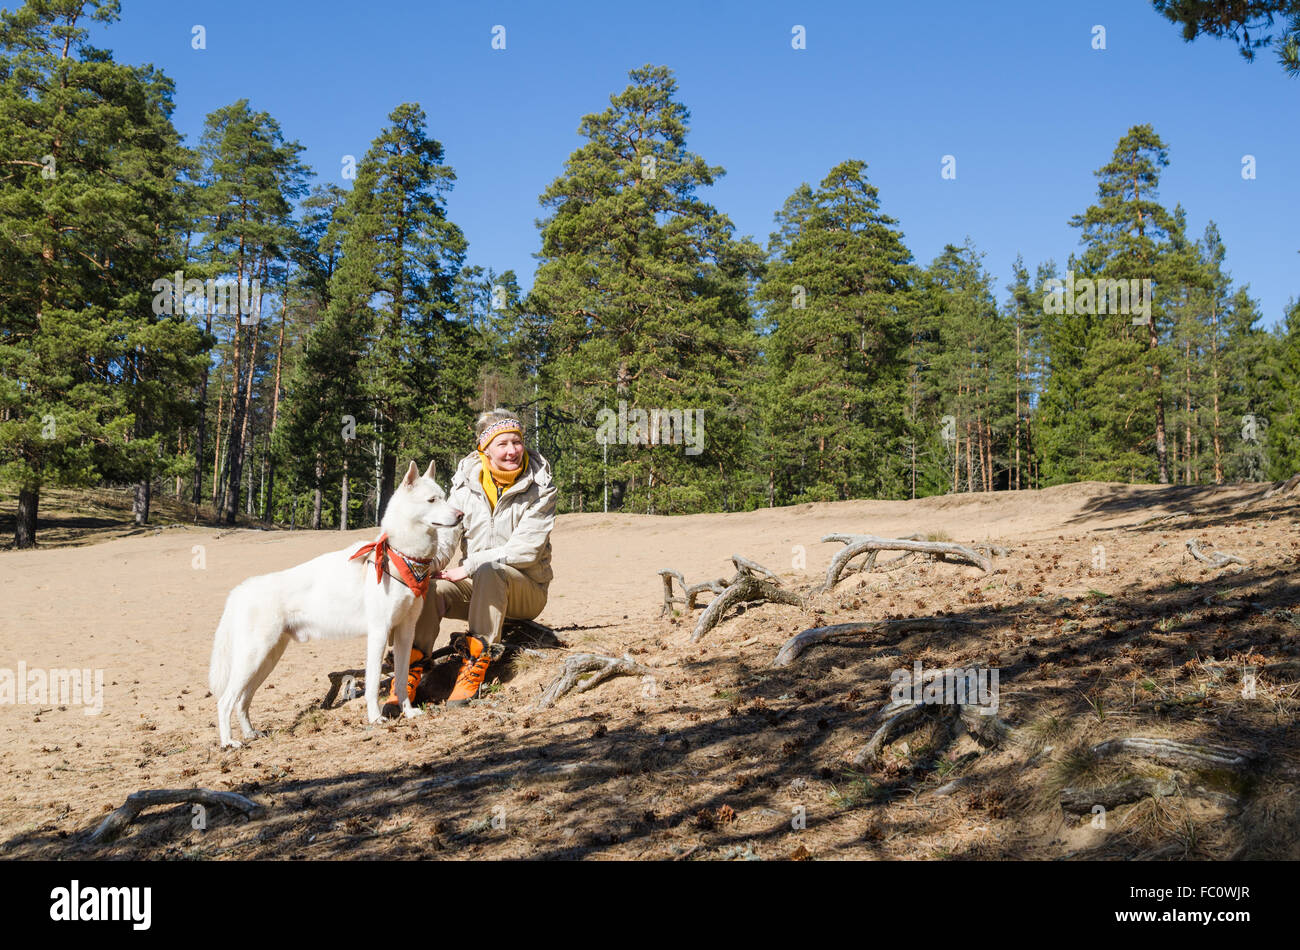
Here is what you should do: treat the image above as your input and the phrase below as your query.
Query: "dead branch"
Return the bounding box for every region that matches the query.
[88,788,265,844]
[1090,736,1255,771]
[772,617,974,667]
[819,534,991,591]
[689,555,804,642]
[532,653,654,710]
[1185,538,1249,569]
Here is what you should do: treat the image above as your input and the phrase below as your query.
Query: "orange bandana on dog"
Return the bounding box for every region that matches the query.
[349,533,432,597]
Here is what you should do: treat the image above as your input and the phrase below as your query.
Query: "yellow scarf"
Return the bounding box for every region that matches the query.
[478,449,529,510]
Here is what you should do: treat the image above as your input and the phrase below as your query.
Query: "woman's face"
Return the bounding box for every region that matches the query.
[486,432,524,471]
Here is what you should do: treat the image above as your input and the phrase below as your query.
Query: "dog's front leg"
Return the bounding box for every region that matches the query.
[364,622,389,724]
[391,615,423,719]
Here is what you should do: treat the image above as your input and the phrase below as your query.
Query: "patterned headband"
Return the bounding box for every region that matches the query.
[477,418,523,451]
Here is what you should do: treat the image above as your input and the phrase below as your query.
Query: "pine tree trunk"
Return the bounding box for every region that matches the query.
[1211,301,1223,484]
[340,456,349,531]
[1152,302,1168,484]
[212,387,224,505]
[225,292,262,524]
[965,416,974,493]
[1015,322,1022,491]
[132,479,151,526]
[985,417,994,491]
[380,450,396,524]
[1185,340,1193,485]
[15,488,38,549]
[262,292,287,523]
[193,307,212,507]
[312,453,323,530]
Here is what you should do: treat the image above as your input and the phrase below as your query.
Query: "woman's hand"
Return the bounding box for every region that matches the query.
[437,565,470,583]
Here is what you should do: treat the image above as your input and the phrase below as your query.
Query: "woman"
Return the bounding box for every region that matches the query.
[390,409,556,708]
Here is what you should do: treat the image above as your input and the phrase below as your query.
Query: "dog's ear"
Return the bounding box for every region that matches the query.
[423,459,436,480]
[402,460,419,487]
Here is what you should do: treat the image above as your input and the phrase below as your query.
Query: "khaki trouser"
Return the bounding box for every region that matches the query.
[413,561,548,653]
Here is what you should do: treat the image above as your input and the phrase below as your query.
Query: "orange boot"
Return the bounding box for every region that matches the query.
[385,647,427,710]
[447,635,490,707]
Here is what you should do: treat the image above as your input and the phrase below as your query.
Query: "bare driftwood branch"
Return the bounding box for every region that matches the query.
[1185,538,1249,570]
[819,534,991,591]
[772,617,974,667]
[89,788,266,844]
[690,556,804,642]
[532,653,654,710]
[1090,736,1255,771]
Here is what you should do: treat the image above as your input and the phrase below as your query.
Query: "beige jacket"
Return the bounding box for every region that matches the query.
[447,447,557,589]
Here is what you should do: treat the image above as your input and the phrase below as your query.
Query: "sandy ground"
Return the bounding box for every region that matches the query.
[1,479,1297,860]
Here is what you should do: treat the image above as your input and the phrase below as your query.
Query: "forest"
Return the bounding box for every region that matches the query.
[3,1,1298,548]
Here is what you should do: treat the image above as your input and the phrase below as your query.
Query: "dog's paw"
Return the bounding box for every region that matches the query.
[402,704,424,719]
[221,739,243,749]
[240,729,266,741]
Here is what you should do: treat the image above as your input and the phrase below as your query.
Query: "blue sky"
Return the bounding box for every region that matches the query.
[86,0,1299,329]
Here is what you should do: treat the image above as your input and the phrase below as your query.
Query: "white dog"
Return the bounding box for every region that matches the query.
[208,460,462,747]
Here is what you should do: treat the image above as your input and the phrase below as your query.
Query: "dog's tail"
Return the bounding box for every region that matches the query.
[208,590,239,697]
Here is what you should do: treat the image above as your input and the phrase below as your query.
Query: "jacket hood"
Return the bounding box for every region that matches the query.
[451,445,553,492]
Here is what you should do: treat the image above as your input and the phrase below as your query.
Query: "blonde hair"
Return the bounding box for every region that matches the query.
[475,408,525,448]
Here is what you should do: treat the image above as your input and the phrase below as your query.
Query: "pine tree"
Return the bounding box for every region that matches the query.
[529,64,760,514]
[0,0,203,545]
[1057,125,1178,483]
[1265,298,1300,476]
[756,162,918,503]
[325,103,475,517]
[193,99,309,524]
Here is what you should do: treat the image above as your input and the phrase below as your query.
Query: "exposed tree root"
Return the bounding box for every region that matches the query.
[772,617,974,667]
[1059,777,1177,813]
[1185,538,1249,570]
[853,702,927,767]
[657,569,728,618]
[850,667,1018,768]
[532,653,655,710]
[88,788,266,844]
[1126,511,1188,530]
[686,555,804,642]
[1262,472,1300,499]
[1090,736,1256,771]
[818,534,992,591]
